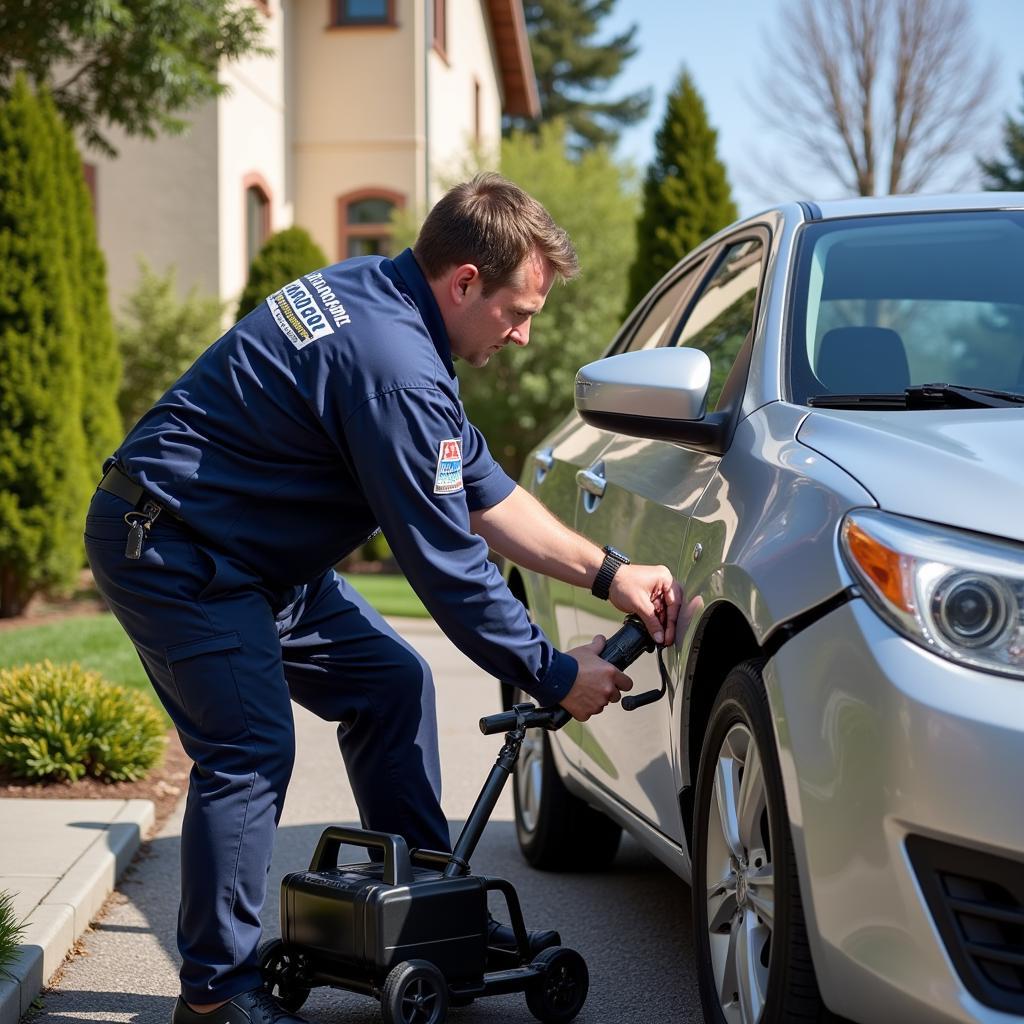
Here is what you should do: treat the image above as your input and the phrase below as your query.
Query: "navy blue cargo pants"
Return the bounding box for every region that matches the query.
[84,489,451,1004]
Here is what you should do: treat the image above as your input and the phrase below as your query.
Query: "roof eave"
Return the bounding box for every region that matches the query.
[486,0,540,119]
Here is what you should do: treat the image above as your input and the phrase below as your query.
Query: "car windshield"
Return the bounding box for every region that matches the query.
[788,210,1024,405]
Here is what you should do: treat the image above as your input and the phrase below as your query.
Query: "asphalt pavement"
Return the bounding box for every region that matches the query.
[23,618,703,1024]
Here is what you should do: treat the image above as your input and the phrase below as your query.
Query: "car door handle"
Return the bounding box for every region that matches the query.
[575,466,606,497]
[534,448,554,472]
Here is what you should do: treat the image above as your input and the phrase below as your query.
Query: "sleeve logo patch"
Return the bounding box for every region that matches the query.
[266,277,336,350]
[434,438,464,494]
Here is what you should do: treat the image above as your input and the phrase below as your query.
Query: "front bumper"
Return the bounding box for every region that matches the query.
[765,597,1024,1024]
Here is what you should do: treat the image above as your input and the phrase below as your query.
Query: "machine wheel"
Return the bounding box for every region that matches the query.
[512,688,622,870]
[692,661,830,1024]
[525,946,589,1023]
[257,938,311,1013]
[381,959,449,1024]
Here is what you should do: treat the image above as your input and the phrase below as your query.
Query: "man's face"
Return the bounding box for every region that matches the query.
[445,251,555,368]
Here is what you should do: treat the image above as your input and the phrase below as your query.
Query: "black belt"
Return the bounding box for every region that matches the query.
[98,464,183,522]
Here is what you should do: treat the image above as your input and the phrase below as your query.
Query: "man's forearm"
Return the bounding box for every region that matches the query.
[470,484,603,589]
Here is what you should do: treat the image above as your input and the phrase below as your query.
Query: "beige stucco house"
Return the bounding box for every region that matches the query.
[87,0,538,312]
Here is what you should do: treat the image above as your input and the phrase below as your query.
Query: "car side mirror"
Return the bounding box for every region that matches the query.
[574,348,728,453]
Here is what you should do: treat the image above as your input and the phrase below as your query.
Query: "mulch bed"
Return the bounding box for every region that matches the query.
[0,728,192,833]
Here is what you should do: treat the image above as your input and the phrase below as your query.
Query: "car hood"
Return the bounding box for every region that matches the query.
[797,408,1024,544]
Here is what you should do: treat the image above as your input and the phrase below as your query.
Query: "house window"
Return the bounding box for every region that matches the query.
[338,190,404,259]
[332,0,392,25]
[244,176,272,266]
[433,0,446,55]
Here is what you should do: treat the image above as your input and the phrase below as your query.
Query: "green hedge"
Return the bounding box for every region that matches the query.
[0,661,166,782]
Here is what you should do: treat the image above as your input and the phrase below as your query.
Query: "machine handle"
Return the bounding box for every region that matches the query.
[575,466,607,497]
[479,704,571,735]
[308,825,413,884]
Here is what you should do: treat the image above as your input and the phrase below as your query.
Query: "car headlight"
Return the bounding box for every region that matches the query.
[840,509,1024,678]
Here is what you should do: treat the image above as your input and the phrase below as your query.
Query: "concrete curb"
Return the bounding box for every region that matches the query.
[0,799,154,1024]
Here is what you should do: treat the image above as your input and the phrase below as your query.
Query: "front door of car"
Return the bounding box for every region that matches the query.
[572,235,769,843]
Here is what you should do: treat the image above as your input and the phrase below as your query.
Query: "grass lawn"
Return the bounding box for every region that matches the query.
[0,574,427,711]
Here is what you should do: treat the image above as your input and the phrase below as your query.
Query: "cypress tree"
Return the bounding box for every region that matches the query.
[0,76,89,616]
[980,75,1024,191]
[624,69,738,314]
[41,98,123,470]
[236,227,328,321]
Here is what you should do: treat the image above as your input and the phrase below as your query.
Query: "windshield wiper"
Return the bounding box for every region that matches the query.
[808,383,1024,410]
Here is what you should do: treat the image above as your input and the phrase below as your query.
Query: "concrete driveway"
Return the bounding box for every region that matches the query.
[24,618,702,1023]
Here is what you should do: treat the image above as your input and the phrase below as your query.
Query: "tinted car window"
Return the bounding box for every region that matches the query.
[614,263,704,355]
[789,211,1024,402]
[673,239,764,410]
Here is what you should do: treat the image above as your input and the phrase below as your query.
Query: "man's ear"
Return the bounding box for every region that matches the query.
[450,263,479,305]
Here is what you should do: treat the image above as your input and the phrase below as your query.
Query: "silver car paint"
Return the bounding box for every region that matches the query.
[511,194,1024,1024]
[798,409,1024,544]
[766,598,1024,1024]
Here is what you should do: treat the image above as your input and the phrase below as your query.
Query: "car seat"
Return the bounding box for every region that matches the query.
[815,326,910,394]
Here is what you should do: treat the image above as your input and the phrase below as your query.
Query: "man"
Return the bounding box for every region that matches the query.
[85,173,681,1023]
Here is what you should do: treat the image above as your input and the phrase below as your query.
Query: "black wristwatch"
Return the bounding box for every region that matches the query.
[591,545,630,600]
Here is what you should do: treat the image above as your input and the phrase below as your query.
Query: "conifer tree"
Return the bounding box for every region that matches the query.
[236,227,328,321]
[0,76,89,616]
[624,69,737,314]
[507,0,650,152]
[41,99,123,469]
[980,76,1024,191]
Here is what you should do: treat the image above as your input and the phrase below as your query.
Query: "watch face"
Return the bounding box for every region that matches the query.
[604,545,629,563]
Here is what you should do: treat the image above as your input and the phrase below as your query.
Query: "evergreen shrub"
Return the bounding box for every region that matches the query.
[236,227,328,320]
[0,889,23,979]
[0,661,166,783]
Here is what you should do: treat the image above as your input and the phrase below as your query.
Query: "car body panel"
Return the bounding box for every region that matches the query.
[798,409,1024,543]
[766,597,1024,1024]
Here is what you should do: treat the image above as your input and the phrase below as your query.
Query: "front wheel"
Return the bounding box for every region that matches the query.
[381,959,449,1024]
[692,661,829,1024]
[256,938,311,1013]
[512,689,621,870]
[525,946,589,1023]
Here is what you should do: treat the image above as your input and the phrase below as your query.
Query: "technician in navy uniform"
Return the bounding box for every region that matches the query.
[85,174,682,1024]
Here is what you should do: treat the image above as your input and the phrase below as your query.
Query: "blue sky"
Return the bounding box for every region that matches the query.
[601,0,1024,215]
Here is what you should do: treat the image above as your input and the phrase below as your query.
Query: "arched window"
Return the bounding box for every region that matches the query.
[244,174,272,267]
[337,189,404,260]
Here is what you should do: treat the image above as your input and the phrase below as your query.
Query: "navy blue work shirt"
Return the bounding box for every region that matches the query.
[113,249,577,706]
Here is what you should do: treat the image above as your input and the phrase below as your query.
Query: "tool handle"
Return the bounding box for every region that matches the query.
[600,614,657,670]
[479,704,571,735]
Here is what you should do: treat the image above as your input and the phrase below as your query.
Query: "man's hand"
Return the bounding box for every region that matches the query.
[560,636,634,721]
[609,564,683,646]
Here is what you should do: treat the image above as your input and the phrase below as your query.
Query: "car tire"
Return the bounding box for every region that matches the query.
[692,660,830,1024]
[512,688,622,870]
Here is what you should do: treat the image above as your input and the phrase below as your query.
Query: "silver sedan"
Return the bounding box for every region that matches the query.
[503,193,1024,1024]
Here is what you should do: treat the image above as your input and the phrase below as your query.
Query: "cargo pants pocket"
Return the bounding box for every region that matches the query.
[166,632,247,743]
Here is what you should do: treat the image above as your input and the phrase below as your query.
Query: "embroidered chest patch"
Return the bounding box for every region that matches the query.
[433,438,464,494]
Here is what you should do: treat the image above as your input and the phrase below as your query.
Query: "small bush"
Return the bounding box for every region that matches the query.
[236,226,328,320]
[0,889,24,979]
[0,661,166,783]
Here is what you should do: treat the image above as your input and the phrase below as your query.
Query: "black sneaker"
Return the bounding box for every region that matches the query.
[486,915,560,966]
[172,988,309,1024]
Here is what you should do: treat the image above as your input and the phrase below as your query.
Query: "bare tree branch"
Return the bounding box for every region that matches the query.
[750,0,996,198]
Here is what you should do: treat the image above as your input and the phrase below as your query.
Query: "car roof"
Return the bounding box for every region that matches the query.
[800,192,1024,220]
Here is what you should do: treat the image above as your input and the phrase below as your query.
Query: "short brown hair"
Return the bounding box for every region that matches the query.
[414,172,579,293]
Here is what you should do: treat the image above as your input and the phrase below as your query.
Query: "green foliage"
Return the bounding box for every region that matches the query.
[457,121,638,477]
[624,69,737,314]
[0,889,24,979]
[508,0,650,152]
[0,661,166,783]
[40,96,122,468]
[117,261,224,429]
[981,75,1024,191]
[236,227,328,321]
[0,0,267,157]
[0,75,90,617]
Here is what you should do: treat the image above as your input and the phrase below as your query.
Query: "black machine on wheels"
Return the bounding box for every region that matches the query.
[257,616,658,1024]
